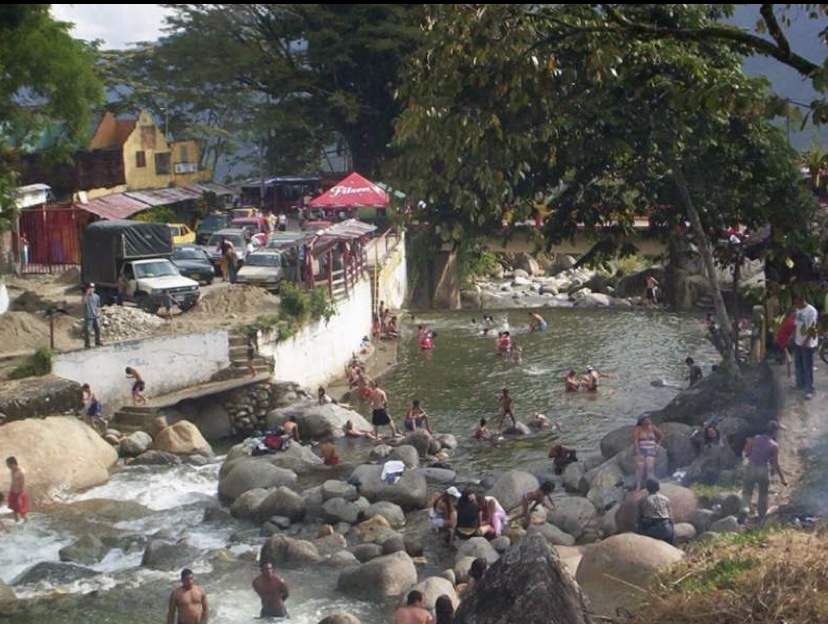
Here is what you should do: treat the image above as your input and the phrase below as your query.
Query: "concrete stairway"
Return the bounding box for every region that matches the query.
[228,331,273,378]
[110,405,159,435]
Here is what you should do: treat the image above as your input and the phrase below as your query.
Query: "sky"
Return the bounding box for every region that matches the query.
[50,4,172,49]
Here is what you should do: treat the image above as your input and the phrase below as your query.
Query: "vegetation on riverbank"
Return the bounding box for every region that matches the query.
[627,527,828,624]
[240,283,337,340]
[8,347,52,380]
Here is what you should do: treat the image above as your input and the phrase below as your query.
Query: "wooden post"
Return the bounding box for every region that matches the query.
[326,249,334,298]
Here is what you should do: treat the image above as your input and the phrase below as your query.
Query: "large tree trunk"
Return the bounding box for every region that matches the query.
[668,157,739,382]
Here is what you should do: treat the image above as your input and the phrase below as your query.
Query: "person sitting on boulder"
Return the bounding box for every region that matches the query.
[449,490,482,546]
[511,481,556,528]
[635,478,675,545]
[343,419,377,440]
[281,416,299,442]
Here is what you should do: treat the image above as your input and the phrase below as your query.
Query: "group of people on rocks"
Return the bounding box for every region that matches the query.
[373,300,401,340]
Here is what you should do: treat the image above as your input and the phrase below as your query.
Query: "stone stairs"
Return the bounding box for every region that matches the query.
[110,404,160,436]
[227,331,273,377]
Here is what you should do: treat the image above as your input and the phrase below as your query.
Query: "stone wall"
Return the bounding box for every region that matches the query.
[374,231,408,311]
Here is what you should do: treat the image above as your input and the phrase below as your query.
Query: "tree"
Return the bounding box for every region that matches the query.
[0,5,103,220]
[140,4,427,177]
[389,4,817,377]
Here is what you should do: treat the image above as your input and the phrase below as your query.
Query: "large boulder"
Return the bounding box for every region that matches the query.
[141,539,200,571]
[0,375,82,420]
[349,464,427,511]
[487,470,539,513]
[659,422,696,470]
[218,458,298,502]
[454,535,592,624]
[267,402,372,441]
[260,534,322,568]
[683,445,739,486]
[616,446,669,479]
[153,420,212,456]
[576,533,683,618]
[364,501,406,529]
[336,551,418,599]
[318,613,361,624]
[58,534,108,565]
[599,425,634,460]
[120,431,153,457]
[615,483,699,533]
[0,416,117,503]
[547,497,599,540]
[257,486,307,523]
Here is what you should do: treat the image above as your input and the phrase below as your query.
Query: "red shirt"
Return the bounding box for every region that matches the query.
[775,314,795,349]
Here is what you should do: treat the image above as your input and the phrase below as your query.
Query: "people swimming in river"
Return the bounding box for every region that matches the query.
[473,418,491,440]
[496,331,512,356]
[565,369,581,392]
[417,325,435,350]
[497,388,517,432]
[581,365,612,392]
[528,312,548,332]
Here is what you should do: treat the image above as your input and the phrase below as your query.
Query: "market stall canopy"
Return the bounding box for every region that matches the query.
[308,172,389,209]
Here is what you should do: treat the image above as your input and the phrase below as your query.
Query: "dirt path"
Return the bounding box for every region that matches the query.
[773,364,828,515]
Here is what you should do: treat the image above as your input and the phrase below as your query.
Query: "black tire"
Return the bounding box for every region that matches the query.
[205,276,214,285]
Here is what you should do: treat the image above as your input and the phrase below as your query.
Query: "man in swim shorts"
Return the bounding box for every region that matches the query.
[5,456,28,523]
[252,560,289,618]
[369,381,399,439]
[404,399,433,433]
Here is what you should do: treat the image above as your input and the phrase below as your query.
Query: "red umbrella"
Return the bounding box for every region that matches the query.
[308,172,389,209]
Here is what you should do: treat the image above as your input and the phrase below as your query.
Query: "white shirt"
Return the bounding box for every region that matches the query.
[794,303,818,348]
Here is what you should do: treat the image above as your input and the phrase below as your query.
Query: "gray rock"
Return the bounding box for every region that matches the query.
[395,576,458,611]
[58,535,108,566]
[321,498,361,524]
[454,556,476,584]
[257,486,306,523]
[380,534,406,555]
[562,462,586,494]
[454,535,591,624]
[141,539,199,571]
[336,551,418,599]
[455,537,499,565]
[710,515,741,534]
[403,429,434,457]
[230,487,269,520]
[318,612,361,624]
[436,433,458,450]
[527,522,576,547]
[674,522,697,544]
[487,470,539,514]
[369,444,394,460]
[218,459,298,502]
[313,532,348,556]
[260,535,322,568]
[403,533,425,558]
[364,501,406,528]
[129,450,183,466]
[321,480,359,502]
[352,543,384,563]
[547,496,598,540]
[659,422,695,470]
[0,580,17,615]
[599,425,634,460]
[327,551,360,568]
[413,467,457,484]
[119,431,152,457]
[267,402,372,441]
[490,536,512,552]
[349,464,427,510]
[12,561,98,587]
[689,508,719,534]
[388,445,420,469]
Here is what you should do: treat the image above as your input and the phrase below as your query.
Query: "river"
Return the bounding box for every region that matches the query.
[1,306,717,623]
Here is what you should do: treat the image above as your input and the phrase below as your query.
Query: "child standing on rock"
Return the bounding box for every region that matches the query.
[125,367,147,405]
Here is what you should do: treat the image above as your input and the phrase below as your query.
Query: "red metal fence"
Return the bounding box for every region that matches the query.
[18,205,92,275]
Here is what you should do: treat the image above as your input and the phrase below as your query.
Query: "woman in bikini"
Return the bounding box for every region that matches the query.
[633,415,663,491]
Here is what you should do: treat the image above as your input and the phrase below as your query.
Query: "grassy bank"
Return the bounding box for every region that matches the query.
[625,527,828,623]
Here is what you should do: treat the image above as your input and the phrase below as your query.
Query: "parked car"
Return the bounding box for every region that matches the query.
[205,228,256,270]
[171,244,215,285]
[168,223,196,245]
[235,248,299,292]
[232,215,270,237]
[230,206,259,220]
[196,212,232,245]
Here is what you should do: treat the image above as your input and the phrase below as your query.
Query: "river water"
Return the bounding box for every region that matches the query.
[1,306,717,623]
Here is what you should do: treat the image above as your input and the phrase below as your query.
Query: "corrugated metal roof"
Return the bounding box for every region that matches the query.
[323,219,377,238]
[74,193,149,220]
[124,187,202,206]
[182,182,236,196]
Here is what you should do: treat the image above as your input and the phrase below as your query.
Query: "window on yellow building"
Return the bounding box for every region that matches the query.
[155,152,171,175]
[136,151,146,168]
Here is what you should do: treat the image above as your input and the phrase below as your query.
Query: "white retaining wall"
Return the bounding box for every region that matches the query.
[52,330,229,410]
[374,231,408,312]
[259,278,374,390]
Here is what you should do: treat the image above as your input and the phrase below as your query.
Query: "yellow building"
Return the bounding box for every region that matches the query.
[89,110,210,191]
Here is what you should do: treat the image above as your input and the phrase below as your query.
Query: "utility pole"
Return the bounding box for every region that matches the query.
[259,139,267,211]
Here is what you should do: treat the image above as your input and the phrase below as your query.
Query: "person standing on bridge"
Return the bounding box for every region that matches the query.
[125,367,147,405]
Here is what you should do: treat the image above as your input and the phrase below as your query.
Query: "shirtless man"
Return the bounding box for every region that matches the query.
[497,388,517,432]
[394,590,434,624]
[582,365,611,392]
[564,369,581,392]
[369,381,399,439]
[281,416,299,442]
[167,568,208,624]
[473,418,491,440]
[6,456,28,522]
[645,275,660,304]
[125,366,147,405]
[252,561,289,618]
[404,399,433,434]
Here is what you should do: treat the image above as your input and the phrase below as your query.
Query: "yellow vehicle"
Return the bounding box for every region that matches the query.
[168,223,196,245]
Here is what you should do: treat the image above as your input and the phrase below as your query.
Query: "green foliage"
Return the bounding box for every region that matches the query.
[604,254,651,277]
[310,287,337,324]
[0,5,103,213]
[131,206,177,224]
[8,347,52,380]
[675,555,760,592]
[279,282,311,324]
[457,241,501,288]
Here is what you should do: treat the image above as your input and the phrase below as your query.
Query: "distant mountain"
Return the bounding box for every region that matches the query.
[733,4,828,151]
